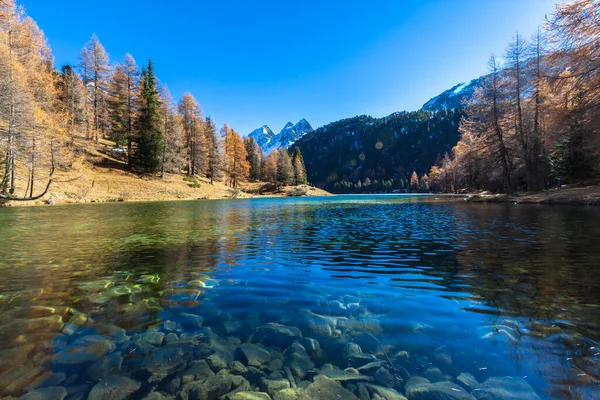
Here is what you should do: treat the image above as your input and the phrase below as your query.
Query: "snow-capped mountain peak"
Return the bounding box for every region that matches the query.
[248,125,274,150]
[247,119,314,154]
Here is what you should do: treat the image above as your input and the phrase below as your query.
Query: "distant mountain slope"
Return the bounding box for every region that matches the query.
[295,109,462,190]
[422,78,481,111]
[247,119,314,154]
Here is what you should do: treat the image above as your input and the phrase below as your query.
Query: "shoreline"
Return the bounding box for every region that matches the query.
[465,185,600,206]
[1,186,334,208]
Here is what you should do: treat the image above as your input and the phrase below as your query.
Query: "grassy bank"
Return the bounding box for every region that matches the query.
[1,139,332,207]
[466,185,600,206]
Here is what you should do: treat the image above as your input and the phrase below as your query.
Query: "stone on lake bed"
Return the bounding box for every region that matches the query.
[317,366,372,383]
[207,353,228,371]
[139,345,188,383]
[357,361,387,374]
[337,317,382,334]
[306,375,359,400]
[272,375,359,400]
[88,375,141,400]
[182,372,251,400]
[19,386,68,400]
[178,312,204,330]
[0,344,35,374]
[26,372,67,392]
[364,383,408,400]
[375,367,396,388]
[236,343,272,367]
[260,377,291,395]
[255,323,303,348]
[327,300,347,316]
[136,331,165,346]
[472,376,541,400]
[284,342,314,379]
[224,392,273,400]
[405,376,474,400]
[456,373,479,392]
[422,366,445,383]
[297,310,334,339]
[51,335,115,367]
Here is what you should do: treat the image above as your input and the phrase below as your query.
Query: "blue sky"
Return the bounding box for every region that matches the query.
[24,0,556,135]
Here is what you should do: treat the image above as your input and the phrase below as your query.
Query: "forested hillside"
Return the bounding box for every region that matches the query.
[431,0,600,194]
[295,109,461,192]
[0,0,309,204]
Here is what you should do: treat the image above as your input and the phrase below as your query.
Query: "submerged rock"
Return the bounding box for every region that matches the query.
[224,392,272,400]
[255,323,303,348]
[139,345,188,383]
[260,377,291,396]
[405,377,474,400]
[181,372,250,400]
[305,375,359,400]
[51,335,115,367]
[317,365,372,383]
[236,343,272,367]
[20,386,68,400]
[0,345,35,374]
[375,367,396,388]
[472,376,541,400]
[297,310,333,339]
[365,383,408,400]
[337,318,382,335]
[283,342,314,380]
[272,375,358,400]
[456,373,479,392]
[180,360,215,382]
[88,375,141,400]
[179,313,204,330]
[26,372,67,392]
[85,351,123,381]
[422,366,445,383]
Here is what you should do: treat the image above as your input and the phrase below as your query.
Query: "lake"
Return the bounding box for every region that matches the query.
[1,195,599,399]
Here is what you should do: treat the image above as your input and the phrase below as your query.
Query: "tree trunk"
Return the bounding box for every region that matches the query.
[491,63,513,195]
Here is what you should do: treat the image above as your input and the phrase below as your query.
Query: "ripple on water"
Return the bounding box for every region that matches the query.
[0,197,599,399]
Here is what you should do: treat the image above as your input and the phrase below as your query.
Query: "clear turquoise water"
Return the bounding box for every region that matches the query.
[0,195,599,399]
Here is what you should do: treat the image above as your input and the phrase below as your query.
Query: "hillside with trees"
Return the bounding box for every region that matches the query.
[295,110,461,193]
[430,0,600,195]
[0,0,314,205]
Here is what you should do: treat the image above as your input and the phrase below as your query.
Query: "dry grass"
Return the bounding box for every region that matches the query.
[4,138,332,207]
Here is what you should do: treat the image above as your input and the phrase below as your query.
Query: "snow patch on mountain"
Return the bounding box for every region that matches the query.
[422,78,482,111]
[247,119,314,154]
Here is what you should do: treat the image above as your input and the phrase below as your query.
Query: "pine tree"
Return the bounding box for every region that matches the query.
[205,117,221,184]
[108,65,128,147]
[79,33,110,143]
[276,148,294,186]
[133,61,163,173]
[58,65,86,144]
[178,93,204,175]
[159,85,185,175]
[291,146,307,185]
[244,137,261,181]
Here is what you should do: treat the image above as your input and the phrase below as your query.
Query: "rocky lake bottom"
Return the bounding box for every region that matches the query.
[0,196,599,399]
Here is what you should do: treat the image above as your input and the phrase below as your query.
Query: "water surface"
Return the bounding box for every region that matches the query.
[1,195,599,399]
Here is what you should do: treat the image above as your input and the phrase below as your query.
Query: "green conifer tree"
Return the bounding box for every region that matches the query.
[291,147,307,185]
[134,61,163,173]
[244,137,261,181]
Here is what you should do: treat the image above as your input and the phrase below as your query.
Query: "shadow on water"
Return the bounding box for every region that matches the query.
[0,196,599,398]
